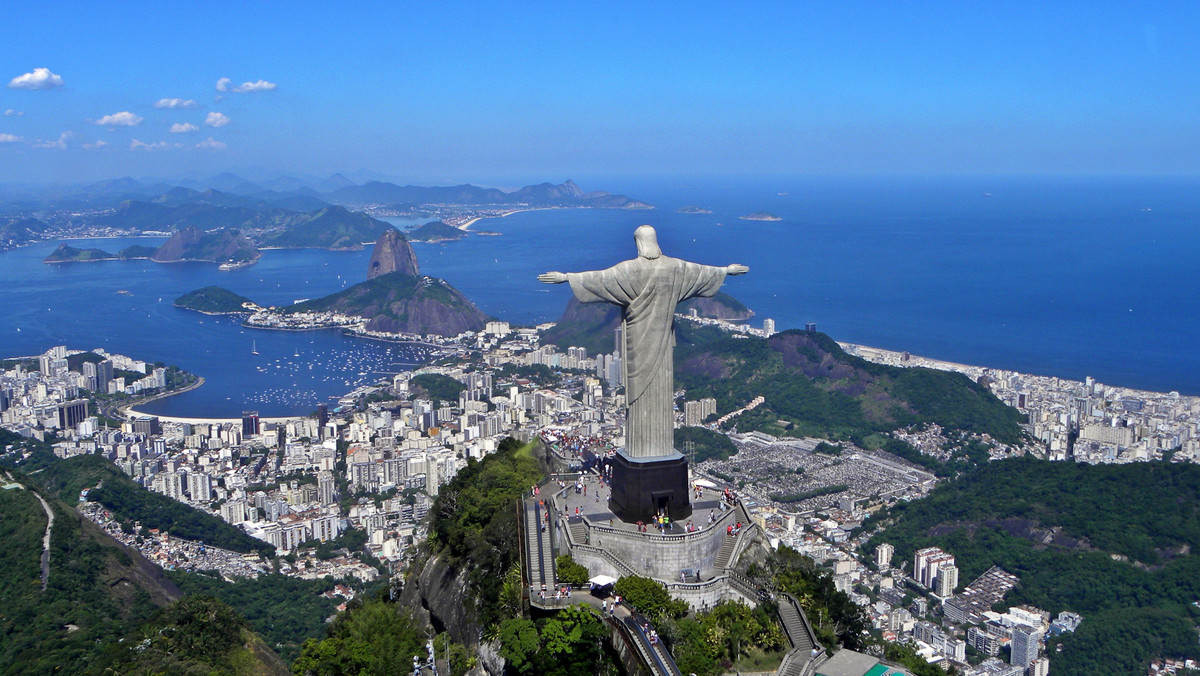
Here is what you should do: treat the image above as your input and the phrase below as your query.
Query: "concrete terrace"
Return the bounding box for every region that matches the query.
[531,471,763,613]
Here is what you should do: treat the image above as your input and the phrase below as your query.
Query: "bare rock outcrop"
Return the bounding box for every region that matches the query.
[367,228,419,279]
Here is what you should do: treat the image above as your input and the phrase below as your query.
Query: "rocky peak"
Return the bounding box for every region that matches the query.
[367,228,419,279]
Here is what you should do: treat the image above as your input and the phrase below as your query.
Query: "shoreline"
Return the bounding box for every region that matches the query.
[123,376,309,424]
[836,341,1199,403]
[458,207,551,231]
[119,375,205,419]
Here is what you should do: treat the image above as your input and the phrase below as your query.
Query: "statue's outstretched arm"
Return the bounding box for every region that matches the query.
[538,271,568,284]
[726,264,749,276]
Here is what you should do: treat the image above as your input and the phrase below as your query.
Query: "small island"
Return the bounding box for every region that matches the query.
[44,243,116,263]
[676,206,712,214]
[174,286,258,314]
[739,212,782,221]
[44,242,158,264]
[405,220,467,243]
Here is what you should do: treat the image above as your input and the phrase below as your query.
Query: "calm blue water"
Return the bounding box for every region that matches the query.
[1,176,1198,416]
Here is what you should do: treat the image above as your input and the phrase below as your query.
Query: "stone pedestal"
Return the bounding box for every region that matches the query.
[609,450,691,523]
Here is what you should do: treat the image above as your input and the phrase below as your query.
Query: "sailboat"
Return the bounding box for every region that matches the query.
[252,340,259,355]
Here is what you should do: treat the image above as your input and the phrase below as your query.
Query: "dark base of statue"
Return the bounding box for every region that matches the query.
[608,450,692,524]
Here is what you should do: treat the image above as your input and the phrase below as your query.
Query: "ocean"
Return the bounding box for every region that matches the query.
[1,175,1197,417]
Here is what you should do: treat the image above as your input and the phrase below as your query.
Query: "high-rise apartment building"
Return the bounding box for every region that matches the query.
[875,543,894,569]
[1010,625,1040,668]
[242,411,260,437]
[935,564,959,597]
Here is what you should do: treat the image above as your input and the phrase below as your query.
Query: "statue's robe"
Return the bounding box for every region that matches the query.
[568,255,726,459]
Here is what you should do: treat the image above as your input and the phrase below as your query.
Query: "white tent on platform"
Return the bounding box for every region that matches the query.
[588,575,618,587]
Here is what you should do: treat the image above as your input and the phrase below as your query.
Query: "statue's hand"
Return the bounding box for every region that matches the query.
[726,264,749,276]
[538,271,568,284]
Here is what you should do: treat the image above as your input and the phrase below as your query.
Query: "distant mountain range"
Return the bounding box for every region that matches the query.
[0,174,650,212]
[5,176,648,253]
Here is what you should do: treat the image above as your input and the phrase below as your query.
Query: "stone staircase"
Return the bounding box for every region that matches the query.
[525,499,556,589]
[713,531,739,569]
[568,519,587,544]
[777,593,819,676]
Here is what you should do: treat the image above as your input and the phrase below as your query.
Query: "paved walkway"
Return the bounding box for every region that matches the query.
[35,491,53,591]
[1,471,54,591]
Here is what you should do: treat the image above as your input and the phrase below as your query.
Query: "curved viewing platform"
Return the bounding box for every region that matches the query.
[540,471,761,611]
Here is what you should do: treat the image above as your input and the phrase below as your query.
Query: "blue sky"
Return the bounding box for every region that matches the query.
[1,2,1197,184]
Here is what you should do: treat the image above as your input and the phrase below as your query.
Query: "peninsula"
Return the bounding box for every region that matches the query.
[174,286,258,314]
[404,220,467,243]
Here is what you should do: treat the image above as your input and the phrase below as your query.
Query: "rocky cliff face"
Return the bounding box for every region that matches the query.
[367,228,420,279]
[400,552,482,645]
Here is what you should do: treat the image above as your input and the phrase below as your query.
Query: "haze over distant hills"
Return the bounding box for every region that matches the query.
[3,175,650,254]
[0,174,649,212]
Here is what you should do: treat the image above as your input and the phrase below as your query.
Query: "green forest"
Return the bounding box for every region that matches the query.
[169,570,343,662]
[410,372,467,406]
[862,456,1200,674]
[427,437,548,628]
[674,425,738,462]
[674,328,1025,446]
[104,595,288,675]
[174,285,256,313]
[0,473,181,674]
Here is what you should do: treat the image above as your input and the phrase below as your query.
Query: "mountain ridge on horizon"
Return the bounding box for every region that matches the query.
[0,174,652,211]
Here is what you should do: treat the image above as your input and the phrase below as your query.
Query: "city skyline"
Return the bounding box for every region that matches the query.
[3,2,1199,184]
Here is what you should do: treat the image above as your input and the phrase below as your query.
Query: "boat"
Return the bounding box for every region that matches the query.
[251,340,259,355]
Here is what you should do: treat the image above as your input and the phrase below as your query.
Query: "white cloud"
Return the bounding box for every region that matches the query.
[169,122,199,133]
[3,109,23,117]
[232,79,277,93]
[96,111,143,127]
[83,140,109,150]
[130,138,180,151]
[154,98,199,110]
[34,131,73,149]
[0,133,23,143]
[196,137,227,150]
[215,77,232,92]
[205,111,230,128]
[8,67,64,90]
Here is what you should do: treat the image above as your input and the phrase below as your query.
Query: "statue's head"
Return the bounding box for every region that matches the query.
[634,225,661,259]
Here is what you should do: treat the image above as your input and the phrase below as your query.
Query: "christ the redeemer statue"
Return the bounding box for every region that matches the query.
[540,225,747,521]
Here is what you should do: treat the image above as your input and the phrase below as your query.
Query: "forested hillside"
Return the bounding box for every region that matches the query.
[862,457,1200,675]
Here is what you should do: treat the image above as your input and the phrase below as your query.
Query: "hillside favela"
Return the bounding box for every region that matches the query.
[3,5,1200,676]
